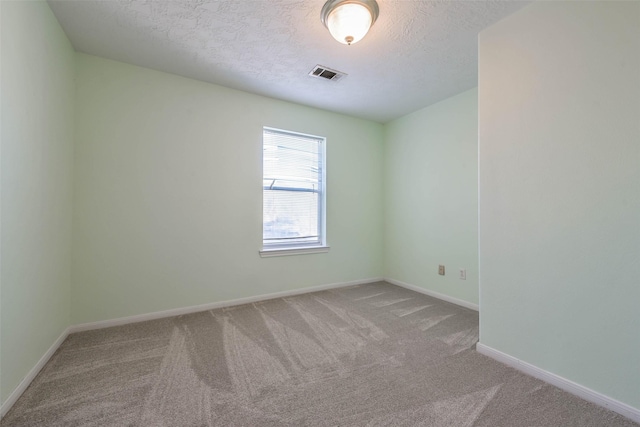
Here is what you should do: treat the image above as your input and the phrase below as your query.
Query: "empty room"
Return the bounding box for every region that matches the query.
[1,0,638,425]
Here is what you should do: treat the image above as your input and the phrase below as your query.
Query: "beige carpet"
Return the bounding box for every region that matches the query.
[3,281,638,426]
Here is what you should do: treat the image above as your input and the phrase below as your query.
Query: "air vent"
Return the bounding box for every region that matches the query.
[309,65,347,82]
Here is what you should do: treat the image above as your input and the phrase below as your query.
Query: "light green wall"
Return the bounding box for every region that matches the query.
[72,54,384,324]
[0,1,75,405]
[479,1,640,409]
[383,89,479,305]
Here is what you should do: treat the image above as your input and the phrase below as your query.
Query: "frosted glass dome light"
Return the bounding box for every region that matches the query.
[321,0,379,45]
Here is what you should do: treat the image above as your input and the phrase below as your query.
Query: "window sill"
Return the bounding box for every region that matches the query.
[259,245,330,258]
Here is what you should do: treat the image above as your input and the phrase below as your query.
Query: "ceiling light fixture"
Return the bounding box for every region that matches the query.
[321,0,379,45]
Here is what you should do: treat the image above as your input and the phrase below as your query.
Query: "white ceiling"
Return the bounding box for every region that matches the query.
[48,0,529,123]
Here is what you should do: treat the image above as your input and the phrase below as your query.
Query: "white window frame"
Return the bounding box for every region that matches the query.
[260,127,329,257]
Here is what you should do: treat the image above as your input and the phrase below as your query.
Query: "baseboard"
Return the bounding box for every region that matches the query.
[384,277,479,311]
[69,277,384,333]
[1,326,71,418]
[476,343,640,423]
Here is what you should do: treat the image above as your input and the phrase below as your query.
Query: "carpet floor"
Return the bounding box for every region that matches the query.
[3,281,638,426]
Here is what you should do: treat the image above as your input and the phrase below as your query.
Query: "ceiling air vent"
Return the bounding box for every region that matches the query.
[309,65,347,82]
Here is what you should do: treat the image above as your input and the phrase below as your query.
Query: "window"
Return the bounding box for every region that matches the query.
[261,127,328,256]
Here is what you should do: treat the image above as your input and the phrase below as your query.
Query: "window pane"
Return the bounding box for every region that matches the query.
[263,190,318,244]
[264,133,320,185]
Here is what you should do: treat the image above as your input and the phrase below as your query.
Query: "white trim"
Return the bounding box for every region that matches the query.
[260,245,330,258]
[384,277,479,311]
[476,343,640,423]
[70,277,381,333]
[1,327,71,418]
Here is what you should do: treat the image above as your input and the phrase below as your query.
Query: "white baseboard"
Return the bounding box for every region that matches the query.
[69,277,384,333]
[476,343,640,423]
[1,327,71,418]
[384,277,479,311]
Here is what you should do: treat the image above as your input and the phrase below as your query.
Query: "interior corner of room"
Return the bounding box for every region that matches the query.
[1,0,639,423]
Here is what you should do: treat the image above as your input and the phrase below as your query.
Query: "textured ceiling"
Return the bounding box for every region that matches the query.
[48,0,529,123]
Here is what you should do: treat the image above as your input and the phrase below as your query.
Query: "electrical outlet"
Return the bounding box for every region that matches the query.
[438,265,445,275]
[459,269,467,280]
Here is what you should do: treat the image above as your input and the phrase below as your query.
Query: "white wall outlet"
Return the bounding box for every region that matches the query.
[459,269,467,280]
[438,265,445,275]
